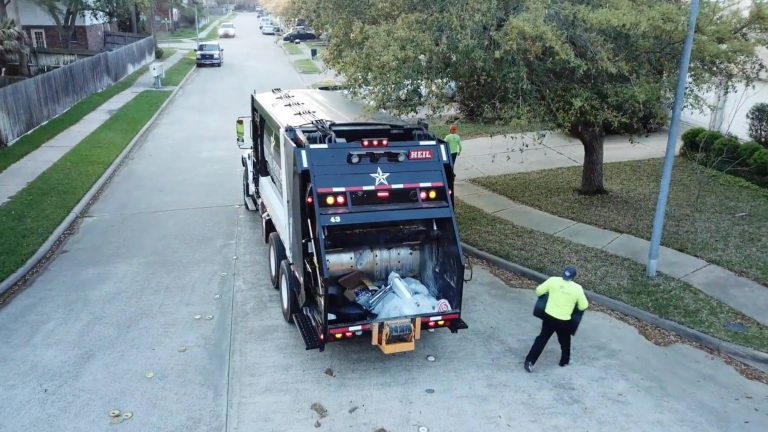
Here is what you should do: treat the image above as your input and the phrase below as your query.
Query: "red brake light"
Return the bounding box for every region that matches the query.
[419,191,427,200]
[336,194,346,205]
[428,321,436,327]
[345,331,353,338]
[306,196,313,204]
[362,140,369,147]
[376,191,390,199]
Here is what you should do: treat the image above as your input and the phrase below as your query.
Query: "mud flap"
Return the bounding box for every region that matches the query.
[449,318,469,334]
[293,310,323,350]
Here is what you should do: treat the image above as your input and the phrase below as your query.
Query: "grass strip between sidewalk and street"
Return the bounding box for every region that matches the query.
[472,158,768,286]
[293,59,322,74]
[163,52,196,86]
[0,90,171,283]
[455,200,768,353]
[283,43,303,55]
[0,66,149,175]
[159,48,177,60]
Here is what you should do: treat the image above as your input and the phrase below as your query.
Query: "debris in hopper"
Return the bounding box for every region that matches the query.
[370,273,440,319]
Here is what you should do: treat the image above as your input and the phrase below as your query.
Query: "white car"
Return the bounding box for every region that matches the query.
[261,25,277,35]
[218,22,236,38]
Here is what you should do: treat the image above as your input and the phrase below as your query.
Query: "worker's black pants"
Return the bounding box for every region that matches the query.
[451,153,458,164]
[525,314,571,365]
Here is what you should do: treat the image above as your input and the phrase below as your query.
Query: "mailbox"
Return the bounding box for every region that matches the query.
[150,63,164,89]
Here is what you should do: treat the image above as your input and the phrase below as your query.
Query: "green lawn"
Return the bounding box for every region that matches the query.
[0,66,148,175]
[472,158,768,286]
[430,120,544,141]
[0,91,171,283]
[159,48,177,60]
[293,59,322,74]
[163,53,196,86]
[283,43,303,55]
[455,200,768,352]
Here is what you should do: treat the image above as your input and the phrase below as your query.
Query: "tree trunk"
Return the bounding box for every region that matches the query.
[571,122,607,195]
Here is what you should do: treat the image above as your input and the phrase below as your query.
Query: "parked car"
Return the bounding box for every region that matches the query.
[261,25,283,34]
[218,22,236,38]
[195,42,224,67]
[260,16,272,28]
[282,28,317,42]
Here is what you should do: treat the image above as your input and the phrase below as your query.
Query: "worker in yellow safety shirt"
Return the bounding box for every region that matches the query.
[444,123,462,163]
[524,266,589,372]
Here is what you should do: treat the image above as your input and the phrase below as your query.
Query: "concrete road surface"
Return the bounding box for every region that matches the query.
[0,13,766,432]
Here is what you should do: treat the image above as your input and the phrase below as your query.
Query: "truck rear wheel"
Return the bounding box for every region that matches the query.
[268,232,286,289]
[279,260,299,323]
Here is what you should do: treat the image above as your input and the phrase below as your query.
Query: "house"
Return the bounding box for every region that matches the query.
[6,0,115,51]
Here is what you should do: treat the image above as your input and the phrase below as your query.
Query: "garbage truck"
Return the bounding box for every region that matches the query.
[235,89,468,353]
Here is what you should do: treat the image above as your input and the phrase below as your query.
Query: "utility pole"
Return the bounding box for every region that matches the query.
[130,1,137,33]
[194,2,199,45]
[647,0,701,277]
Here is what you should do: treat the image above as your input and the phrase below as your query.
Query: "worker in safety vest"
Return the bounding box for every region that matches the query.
[524,266,588,372]
[444,123,462,163]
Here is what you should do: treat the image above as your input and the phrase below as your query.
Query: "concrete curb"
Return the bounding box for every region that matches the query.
[461,243,768,370]
[0,62,197,299]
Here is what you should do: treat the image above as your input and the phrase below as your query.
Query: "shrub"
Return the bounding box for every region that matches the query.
[681,127,707,153]
[697,130,724,154]
[155,47,164,59]
[738,141,764,163]
[710,136,740,161]
[749,149,768,176]
[747,103,768,147]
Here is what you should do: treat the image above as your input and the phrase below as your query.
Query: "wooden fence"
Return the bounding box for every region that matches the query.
[104,32,149,50]
[0,36,154,147]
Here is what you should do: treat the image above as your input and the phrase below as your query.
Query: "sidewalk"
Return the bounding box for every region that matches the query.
[0,50,187,205]
[455,137,768,326]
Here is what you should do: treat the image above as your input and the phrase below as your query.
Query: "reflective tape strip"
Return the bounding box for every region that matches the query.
[429,316,442,321]
[362,185,375,191]
[440,144,447,161]
[317,188,334,193]
[346,186,364,191]
[419,141,436,145]
[301,150,308,168]
[390,184,404,189]
[332,187,345,192]
[348,325,362,331]
[310,144,328,148]
[404,183,421,188]
[419,182,432,187]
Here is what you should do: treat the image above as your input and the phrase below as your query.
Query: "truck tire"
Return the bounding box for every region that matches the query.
[268,232,286,289]
[279,260,299,324]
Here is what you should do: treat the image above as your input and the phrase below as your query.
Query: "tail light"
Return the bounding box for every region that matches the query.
[362,138,389,147]
[325,195,335,205]
[306,196,313,204]
[336,194,346,204]
[428,190,437,199]
[419,191,427,200]
[377,191,390,199]
[323,194,347,206]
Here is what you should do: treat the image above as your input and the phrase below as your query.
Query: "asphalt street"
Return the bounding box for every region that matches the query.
[0,13,766,432]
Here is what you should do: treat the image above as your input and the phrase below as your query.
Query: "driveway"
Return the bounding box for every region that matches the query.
[0,12,765,432]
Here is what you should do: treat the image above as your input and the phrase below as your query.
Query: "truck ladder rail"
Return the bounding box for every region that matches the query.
[293,310,323,350]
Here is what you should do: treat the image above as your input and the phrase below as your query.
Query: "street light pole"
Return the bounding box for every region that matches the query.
[194,3,199,45]
[647,0,701,277]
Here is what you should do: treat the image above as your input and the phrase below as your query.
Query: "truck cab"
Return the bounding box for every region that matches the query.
[237,89,467,353]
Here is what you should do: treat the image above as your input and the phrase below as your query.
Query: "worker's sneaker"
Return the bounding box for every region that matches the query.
[524,361,534,373]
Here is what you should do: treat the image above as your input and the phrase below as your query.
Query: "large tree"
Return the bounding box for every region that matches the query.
[0,18,30,76]
[1,1,12,20]
[292,0,768,194]
[31,0,87,49]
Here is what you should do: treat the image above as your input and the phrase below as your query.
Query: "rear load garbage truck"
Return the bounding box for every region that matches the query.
[236,89,468,353]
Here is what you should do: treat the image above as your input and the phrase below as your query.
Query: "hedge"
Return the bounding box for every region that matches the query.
[681,127,768,187]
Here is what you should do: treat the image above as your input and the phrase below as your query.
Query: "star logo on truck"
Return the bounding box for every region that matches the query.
[370,167,390,186]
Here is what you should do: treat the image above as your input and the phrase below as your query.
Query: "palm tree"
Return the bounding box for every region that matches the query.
[0,19,30,77]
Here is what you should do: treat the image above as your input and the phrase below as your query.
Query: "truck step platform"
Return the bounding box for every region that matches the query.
[244,196,257,211]
[449,318,469,334]
[293,311,323,350]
